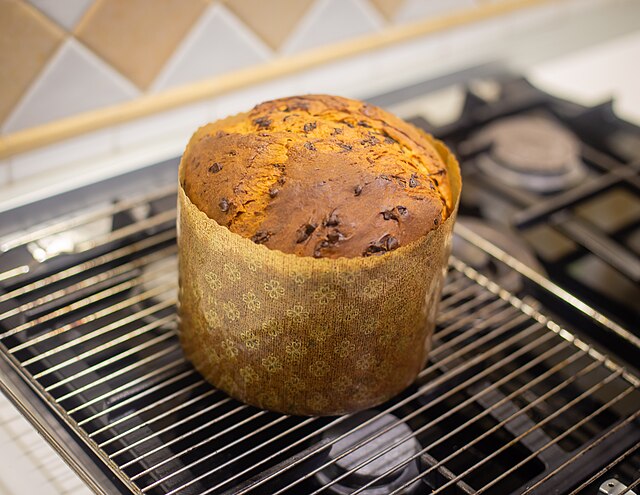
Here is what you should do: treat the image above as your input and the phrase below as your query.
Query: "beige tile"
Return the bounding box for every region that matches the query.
[369,0,405,20]
[224,0,314,49]
[0,0,64,127]
[75,0,208,89]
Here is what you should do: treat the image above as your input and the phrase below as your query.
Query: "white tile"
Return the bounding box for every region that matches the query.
[151,3,272,92]
[114,101,210,150]
[0,159,10,188]
[209,80,297,121]
[11,127,113,181]
[28,0,94,30]
[393,0,475,23]
[280,0,384,55]
[2,38,139,134]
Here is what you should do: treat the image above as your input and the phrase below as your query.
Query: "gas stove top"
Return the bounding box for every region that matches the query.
[0,70,638,495]
[391,75,640,337]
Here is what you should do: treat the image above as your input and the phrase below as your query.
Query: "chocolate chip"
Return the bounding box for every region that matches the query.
[304,142,317,151]
[397,206,408,216]
[363,234,400,256]
[357,120,371,128]
[434,217,440,225]
[345,122,355,128]
[381,209,399,221]
[361,104,375,116]
[384,136,397,145]
[287,101,309,112]
[277,176,286,185]
[360,135,380,146]
[332,127,343,135]
[409,174,420,188]
[354,184,363,196]
[326,231,344,244]
[303,122,317,133]
[379,175,391,182]
[385,235,399,251]
[296,223,317,243]
[253,116,272,128]
[208,162,223,173]
[325,210,340,227]
[219,198,229,212]
[338,143,353,151]
[363,245,382,257]
[269,188,279,198]
[429,182,436,191]
[251,230,272,244]
[313,239,330,258]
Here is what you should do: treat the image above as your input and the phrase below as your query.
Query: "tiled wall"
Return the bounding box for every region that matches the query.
[1,0,637,205]
[2,0,510,135]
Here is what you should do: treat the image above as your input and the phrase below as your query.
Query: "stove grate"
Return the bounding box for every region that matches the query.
[0,186,638,495]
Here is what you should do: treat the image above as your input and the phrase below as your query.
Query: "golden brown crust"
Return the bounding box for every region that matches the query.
[181,94,453,259]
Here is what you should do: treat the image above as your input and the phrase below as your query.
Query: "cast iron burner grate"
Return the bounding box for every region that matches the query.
[398,75,640,339]
[0,185,638,494]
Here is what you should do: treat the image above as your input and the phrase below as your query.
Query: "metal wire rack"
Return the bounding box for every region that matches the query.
[0,188,639,494]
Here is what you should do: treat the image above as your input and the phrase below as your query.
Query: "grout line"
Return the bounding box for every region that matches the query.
[0,0,553,160]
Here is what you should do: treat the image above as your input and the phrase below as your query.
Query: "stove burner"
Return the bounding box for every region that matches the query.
[471,116,587,192]
[316,411,421,494]
[453,217,545,293]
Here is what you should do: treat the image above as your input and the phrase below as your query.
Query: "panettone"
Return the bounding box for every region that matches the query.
[178,95,461,415]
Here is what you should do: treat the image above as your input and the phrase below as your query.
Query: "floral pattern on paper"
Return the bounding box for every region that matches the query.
[292,271,308,285]
[308,393,329,411]
[363,279,384,299]
[221,339,239,358]
[204,272,222,291]
[285,340,307,361]
[313,285,337,305]
[240,330,260,350]
[262,318,282,338]
[309,360,330,377]
[286,304,309,324]
[222,301,240,321]
[337,271,355,285]
[334,339,356,358]
[223,263,241,282]
[335,375,353,393]
[264,279,285,299]
[356,353,373,371]
[242,291,261,311]
[239,365,258,384]
[204,309,222,329]
[247,258,263,272]
[262,355,282,373]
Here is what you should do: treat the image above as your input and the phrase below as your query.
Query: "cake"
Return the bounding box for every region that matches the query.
[181,94,454,259]
[177,95,461,415]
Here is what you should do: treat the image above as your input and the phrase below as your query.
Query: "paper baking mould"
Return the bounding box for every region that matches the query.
[177,138,461,416]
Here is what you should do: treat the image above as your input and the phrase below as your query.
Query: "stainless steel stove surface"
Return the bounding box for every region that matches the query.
[1,70,639,495]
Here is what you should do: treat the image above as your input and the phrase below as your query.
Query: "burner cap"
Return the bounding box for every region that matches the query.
[316,411,421,494]
[471,116,586,192]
